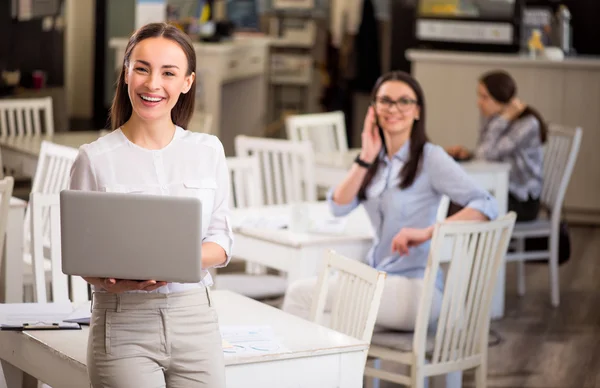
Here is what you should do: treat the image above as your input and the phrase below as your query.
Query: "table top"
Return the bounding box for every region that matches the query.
[315,148,510,173]
[0,131,100,157]
[231,201,374,248]
[6,290,366,369]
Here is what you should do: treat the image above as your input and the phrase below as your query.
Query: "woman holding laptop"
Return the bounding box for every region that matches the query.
[69,23,231,387]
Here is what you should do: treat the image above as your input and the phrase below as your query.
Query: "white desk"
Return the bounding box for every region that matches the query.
[0,131,100,178]
[0,290,368,388]
[232,202,374,284]
[1,198,26,303]
[109,36,270,156]
[231,199,509,319]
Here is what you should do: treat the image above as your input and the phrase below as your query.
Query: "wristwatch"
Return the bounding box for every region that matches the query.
[354,154,373,169]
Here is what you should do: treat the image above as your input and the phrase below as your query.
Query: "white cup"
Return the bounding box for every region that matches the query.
[289,202,310,233]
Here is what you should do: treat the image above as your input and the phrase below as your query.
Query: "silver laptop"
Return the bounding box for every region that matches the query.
[60,190,203,283]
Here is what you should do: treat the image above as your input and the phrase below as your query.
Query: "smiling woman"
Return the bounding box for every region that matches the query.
[69,23,231,388]
[111,23,197,135]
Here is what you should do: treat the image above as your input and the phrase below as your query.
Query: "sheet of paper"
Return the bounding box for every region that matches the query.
[64,301,92,325]
[0,302,74,326]
[220,325,287,356]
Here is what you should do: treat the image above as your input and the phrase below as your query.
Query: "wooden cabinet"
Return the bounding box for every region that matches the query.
[408,50,600,224]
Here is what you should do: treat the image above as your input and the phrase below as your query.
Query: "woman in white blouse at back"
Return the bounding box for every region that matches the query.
[69,23,231,387]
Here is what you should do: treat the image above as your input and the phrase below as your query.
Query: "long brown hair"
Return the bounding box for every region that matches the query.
[110,23,197,130]
[480,70,547,143]
[358,71,429,201]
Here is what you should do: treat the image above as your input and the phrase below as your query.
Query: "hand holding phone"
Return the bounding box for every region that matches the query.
[360,106,383,163]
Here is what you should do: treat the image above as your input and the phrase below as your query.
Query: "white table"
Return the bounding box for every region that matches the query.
[231,199,509,320]
[232,202,374,284]
[0,290,368,388]
[0,131,100,178]
[1,198,26,303]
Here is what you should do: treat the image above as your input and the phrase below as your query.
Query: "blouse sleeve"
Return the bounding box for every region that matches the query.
[69,146,99,191]
[428,145,498,220]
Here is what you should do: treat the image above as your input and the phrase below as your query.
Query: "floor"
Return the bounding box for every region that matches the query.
[363,226,600,388]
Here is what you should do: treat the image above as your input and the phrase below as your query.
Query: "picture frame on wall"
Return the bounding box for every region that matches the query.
[272,0,314,10]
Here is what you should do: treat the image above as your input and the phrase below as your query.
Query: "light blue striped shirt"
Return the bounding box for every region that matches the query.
[327,142,498,290]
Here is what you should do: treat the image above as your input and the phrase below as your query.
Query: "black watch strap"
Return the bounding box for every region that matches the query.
[354,154,373,169]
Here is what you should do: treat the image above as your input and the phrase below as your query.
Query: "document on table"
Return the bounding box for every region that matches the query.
[0,303,81,330]
[221,325,287,356]
[63,301,92,325]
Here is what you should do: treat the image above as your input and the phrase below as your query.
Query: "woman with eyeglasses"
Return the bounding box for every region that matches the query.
[282,71,498,330]
[446,70,547,221]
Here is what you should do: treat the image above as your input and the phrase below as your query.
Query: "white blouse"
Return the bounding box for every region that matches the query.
[69,126,233,293]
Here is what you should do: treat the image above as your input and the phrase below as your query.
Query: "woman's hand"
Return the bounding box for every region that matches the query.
[501,98,525,121]
[391,226,434,256]
[360,106,382,163]
[84,277,167,293]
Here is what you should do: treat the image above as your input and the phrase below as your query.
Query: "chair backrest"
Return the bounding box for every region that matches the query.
[310,250,386,345]
[30,192,89,303]
[436,195,450,222]
[541,125,583,218]
[0,177,14,270]
[24,141,79,247]
[413,213,516,369]
[0,97,54,136]
[235,135,317,205]
[226,155,264,209]
[286,111,348,154]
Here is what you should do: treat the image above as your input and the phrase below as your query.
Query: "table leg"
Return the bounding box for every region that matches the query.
[1,360,23,388]
[4,206,25,303]
[489,171,509,320]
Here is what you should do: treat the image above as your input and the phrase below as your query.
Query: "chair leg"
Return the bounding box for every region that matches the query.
[475,363,487,388]
[549,242,560,307]
[372,359,381,388]
[516,237,526,296]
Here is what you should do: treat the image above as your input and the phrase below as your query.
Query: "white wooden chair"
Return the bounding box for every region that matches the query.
[0,97,54,136]
[30,192,89,303]
[310,249,386,365]
[285,111,348,154]
[214,155,288,300]
[21,141,79,301]
[235,135,317,204]
[365,213,517,388]
[506,125,583,307]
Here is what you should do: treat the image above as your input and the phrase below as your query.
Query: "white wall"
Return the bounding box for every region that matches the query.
[64,0,95,119]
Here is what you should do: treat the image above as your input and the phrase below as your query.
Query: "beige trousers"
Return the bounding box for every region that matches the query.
[88,288,225,388]
[282,275,443,331]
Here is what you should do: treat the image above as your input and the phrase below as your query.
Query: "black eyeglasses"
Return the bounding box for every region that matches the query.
[374,97,418,112]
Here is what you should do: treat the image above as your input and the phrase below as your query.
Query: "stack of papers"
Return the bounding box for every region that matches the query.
[0,303,85,330]
[221,325,286,356]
